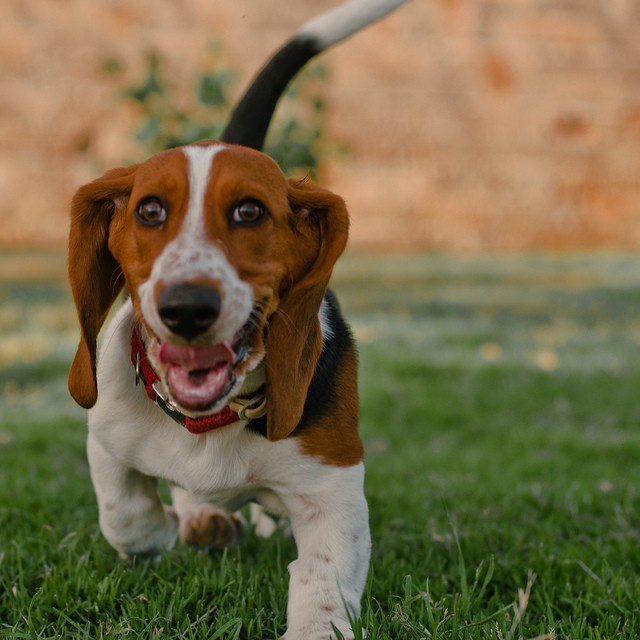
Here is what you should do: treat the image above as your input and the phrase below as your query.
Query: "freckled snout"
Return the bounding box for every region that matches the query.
[158,284,221,341]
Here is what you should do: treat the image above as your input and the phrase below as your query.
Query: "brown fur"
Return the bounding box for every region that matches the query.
[297,342,364,467]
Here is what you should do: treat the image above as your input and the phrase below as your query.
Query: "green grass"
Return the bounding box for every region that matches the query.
[1,251,640,638]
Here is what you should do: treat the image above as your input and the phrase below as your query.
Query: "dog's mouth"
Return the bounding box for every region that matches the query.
[159,341,235,411]
[157,316,260,412]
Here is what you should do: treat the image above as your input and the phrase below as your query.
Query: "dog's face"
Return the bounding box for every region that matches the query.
[68,141,349,440]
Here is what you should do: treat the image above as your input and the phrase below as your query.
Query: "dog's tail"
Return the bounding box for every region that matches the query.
[221,0,408,151]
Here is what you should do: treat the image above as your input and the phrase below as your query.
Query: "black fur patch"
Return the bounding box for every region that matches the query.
[297,290,354,429]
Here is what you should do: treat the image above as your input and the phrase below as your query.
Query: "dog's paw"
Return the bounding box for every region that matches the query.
[280,632,354,640]
[114,504,178,562]
[280,611,355,640]
[250,503,281,538]
[179,505,246,549]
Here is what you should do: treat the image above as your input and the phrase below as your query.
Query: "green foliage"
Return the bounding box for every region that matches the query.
[120,50,327,177]
[2,253,640,638]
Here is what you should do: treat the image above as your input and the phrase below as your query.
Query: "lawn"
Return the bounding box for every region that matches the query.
[1,250,639,639]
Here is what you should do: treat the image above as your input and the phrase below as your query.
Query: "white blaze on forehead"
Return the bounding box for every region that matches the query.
[138,143,254,343]
[182,144,223,237]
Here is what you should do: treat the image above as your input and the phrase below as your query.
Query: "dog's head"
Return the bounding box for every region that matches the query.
[68,141,349,441]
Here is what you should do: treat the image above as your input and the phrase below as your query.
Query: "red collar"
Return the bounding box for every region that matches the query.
[131,325,256,434]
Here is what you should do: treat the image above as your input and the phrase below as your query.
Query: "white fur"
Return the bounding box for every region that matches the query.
[89,301,370,639]
[298,0,409,48]
[183,145,221,237]
[318,297,334,344]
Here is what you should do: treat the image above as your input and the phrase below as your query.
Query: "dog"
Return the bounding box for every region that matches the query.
[67,1,407,638]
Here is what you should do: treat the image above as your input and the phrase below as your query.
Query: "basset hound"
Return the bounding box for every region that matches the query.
[67,1,407,638]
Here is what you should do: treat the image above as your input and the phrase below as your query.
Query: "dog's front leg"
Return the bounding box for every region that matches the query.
[281,463,370,640]
[87,434,178,559]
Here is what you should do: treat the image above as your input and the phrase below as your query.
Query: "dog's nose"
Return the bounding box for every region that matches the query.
[157,284,221,340]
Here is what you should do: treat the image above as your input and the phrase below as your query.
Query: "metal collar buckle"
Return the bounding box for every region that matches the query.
[151,380,181,415]
[229,394,268,421]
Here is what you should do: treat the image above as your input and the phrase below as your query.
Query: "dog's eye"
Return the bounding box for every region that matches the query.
[136,198,167,227]
[232,200,267,226]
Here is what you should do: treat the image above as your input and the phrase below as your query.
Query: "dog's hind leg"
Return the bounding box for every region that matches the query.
[169,485,246,550]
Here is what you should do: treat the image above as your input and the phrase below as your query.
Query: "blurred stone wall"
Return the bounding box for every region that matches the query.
[1,0,640,250]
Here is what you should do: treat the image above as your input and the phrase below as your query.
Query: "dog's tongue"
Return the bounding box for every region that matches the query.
[160,343,235,370]
[159,343,235,410]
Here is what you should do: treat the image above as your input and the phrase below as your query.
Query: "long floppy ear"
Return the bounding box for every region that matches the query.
[265,179,349,441]
[68,166,137,409]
